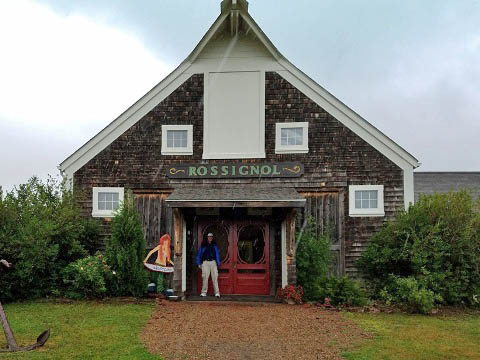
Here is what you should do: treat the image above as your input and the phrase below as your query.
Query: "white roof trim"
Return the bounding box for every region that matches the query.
[59,5,419,177]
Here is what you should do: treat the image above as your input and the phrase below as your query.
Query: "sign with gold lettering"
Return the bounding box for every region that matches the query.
[166,162,304,179]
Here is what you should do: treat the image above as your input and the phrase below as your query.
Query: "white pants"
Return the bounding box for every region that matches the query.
[201,260,220,296]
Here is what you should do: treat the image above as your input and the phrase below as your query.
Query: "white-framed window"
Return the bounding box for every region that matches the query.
[92,187,124,217]
[161,125,193,155]
[275,122,309,154]
[349,185,385,217]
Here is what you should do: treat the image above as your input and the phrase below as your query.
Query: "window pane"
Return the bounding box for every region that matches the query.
[167,130,188,148]
[98,192,106,201]
[294,128,303,145]
[355,191,361,201]
[106,201,113,210]
[362,199,370,208]
[180,136,187,148]
[369,190,377,200]
[98,201,105,210]
[112,201,119,210]
[355,199,361,208]
[370,199,378,208]
[112,193,119,202]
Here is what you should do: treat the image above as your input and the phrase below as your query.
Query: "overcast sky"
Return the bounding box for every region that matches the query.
[1,0,479,191]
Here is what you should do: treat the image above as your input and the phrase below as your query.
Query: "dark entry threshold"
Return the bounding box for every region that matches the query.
[186,295,278,303]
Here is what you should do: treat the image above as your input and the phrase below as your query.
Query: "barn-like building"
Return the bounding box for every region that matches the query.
[59,0,420,299]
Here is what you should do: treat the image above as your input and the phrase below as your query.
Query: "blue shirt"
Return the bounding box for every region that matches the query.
[196,244,221,266]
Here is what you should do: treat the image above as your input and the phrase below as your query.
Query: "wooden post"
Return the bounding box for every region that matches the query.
[172,209,184,295]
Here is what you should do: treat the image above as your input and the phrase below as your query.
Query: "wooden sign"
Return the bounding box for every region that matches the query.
[144,234,174,273]
[167,162,304,179]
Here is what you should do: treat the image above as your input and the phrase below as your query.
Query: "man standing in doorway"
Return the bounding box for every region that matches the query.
[196,232,221,297]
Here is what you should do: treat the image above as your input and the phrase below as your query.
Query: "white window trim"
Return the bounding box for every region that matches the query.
[161,125,193,155]
[349,185,385,217]
[92,187,124,218]
[275,122,309,154]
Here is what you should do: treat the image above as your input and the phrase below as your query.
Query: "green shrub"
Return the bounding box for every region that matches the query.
[358,191,480,308]
[78,218,102,256]
[296,219,331,300]
[63,253,114,299]
[105,190,148,297]
[313,276,368,307]
[380,276,442,314]
[0,177,87,302]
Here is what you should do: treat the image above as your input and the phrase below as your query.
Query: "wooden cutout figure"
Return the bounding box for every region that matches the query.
[143,234,174,273]
[0,259,50,352]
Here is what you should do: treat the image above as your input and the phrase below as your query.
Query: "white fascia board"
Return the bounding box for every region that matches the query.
[239,13,283,61]
[186,13,230,63]
[59,62,192,175]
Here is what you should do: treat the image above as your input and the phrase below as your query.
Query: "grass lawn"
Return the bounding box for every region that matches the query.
[0,300,160,360]
[342,311,480,360]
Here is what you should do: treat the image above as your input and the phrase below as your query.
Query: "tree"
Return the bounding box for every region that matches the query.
[105,191,148,297]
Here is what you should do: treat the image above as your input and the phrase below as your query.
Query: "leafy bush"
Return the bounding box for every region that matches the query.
[78,218,102,256]
[380,276,442,314]
[105,190,148,297]
[313,276,368,307]
[296,219,331,300]
[358,191,480,308]
[63,253,114,299]
[0,177,87,302]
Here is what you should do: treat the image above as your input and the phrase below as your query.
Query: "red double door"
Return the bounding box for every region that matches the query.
[197,220,270,295]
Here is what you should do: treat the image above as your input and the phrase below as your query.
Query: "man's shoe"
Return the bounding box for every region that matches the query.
[215,294,220,298]
[200,293,207,297]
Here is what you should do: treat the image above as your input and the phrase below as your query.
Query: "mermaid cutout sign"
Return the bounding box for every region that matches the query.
[143,234,174,273]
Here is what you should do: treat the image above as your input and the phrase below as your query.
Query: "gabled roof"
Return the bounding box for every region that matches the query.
[59,0,420,178]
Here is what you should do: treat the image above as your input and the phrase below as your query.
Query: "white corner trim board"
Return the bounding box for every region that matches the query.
[281,220,287,287]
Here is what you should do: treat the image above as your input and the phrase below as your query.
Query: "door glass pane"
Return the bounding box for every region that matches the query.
[237,225,265,264]
[203,225,229,263]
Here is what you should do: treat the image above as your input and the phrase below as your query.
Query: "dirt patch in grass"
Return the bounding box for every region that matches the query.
[141,301,369,360]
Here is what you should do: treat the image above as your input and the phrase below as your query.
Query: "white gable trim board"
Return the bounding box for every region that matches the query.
[59,2,419,209]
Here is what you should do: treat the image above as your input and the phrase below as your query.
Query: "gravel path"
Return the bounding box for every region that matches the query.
[141,301,369,360]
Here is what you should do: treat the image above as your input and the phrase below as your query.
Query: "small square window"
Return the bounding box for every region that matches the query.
[92,187,124,217]
[162,125,193,155]
[275,122,308,154]
[349,185,384,217]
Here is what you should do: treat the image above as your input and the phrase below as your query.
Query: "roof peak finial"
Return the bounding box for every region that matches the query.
[221,0,249,13]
